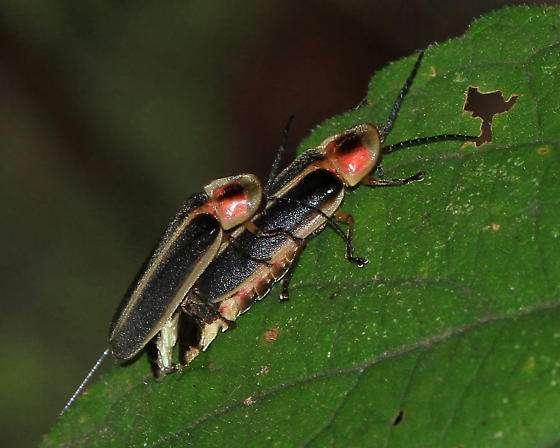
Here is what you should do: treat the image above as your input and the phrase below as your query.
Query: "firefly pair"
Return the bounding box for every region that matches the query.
[61,50,478,415]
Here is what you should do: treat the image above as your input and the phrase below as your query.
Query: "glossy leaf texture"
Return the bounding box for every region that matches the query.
[44,6,560,447]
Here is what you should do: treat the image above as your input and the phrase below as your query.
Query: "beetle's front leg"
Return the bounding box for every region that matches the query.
[149,313,180,377]
[333,210,368,267]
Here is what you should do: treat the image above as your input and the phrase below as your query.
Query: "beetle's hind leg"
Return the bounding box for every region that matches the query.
[278,242,307,301]
[149,313,181,377]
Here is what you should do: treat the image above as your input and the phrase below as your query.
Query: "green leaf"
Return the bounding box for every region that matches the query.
[44,6,560,447]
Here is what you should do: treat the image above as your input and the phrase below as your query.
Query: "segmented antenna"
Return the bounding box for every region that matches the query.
[379,50,425,141]
[383,134,477,154]
[60,347,111,416]
[265,115,295,195]
[379,50,477,149]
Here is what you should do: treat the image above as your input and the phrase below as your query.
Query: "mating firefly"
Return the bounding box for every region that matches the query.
[61,174,267,414]
[61,50,477,415]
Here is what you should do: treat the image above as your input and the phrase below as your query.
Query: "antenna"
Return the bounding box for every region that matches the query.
[383,134,477,154]
[379,50,478,150]
[265,115,295,195]
[379,50,424,141]
[60,347,111,416]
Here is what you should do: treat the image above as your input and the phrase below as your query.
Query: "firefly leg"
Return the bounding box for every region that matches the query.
[151,312,180,377]
[279,244,306,301]
[243,222,307,302]
[361,171,424,187]
[333,210,369,267]
[374,163,385,177]
[270,196,367,267]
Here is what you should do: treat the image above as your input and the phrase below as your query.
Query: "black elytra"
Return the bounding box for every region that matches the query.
[60,173,265,415]
[110,210,220,360]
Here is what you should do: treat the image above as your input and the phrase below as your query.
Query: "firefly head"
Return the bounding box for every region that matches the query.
[321,123,381,187]
[204,174,263,230]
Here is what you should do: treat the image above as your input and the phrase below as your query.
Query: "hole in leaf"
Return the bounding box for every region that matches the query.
[392,410,404,426]
[463,86,518,146]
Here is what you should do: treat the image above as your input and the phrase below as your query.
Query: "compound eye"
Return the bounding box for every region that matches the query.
[324,123,381,186]
[204,174,263,230]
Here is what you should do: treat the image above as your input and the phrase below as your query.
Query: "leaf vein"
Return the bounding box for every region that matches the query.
[438,321,505,446]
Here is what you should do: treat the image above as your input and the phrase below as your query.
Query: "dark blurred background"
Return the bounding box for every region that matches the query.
[1,1,552,446]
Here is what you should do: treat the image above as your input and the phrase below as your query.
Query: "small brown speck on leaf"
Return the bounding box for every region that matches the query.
[263,328,279,342]
[244,396,256,406]
[537,145,551,156]
[258,365,271,376]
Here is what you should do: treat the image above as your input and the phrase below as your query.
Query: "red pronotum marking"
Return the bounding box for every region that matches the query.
[337,144,372,175]
[215,188,249,220]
